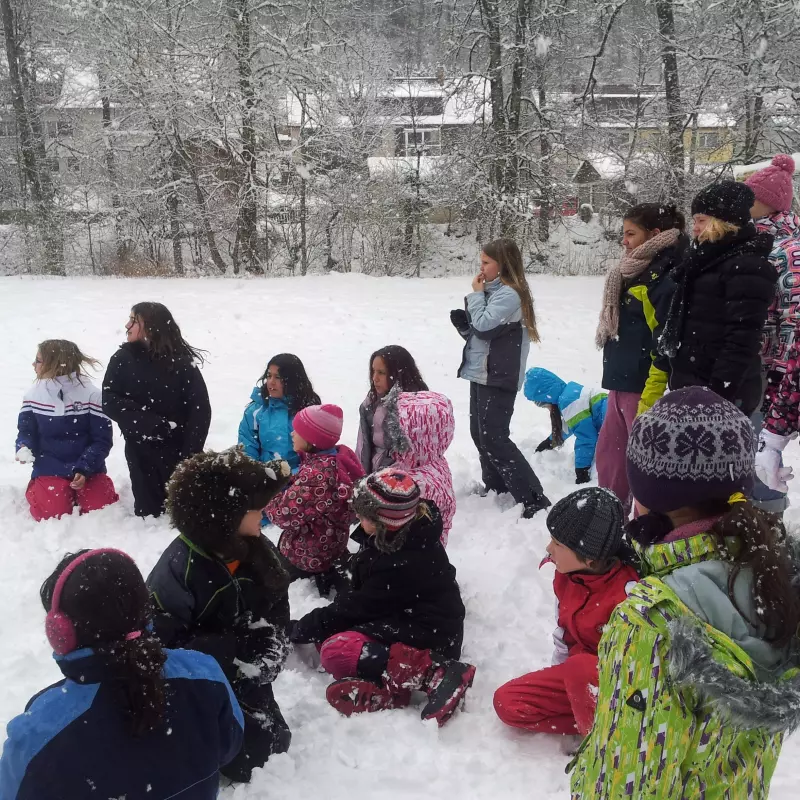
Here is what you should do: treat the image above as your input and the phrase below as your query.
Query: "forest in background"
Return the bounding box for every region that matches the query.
[0,0,798,277]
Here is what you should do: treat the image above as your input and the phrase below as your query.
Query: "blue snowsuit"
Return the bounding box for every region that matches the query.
[237,388,299,472]
[524,368,607,470]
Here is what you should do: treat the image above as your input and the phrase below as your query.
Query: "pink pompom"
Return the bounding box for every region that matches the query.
[771,154,795,174]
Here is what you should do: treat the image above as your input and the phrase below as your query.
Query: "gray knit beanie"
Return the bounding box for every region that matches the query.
[626,386,755,514]
[546,487,626,561]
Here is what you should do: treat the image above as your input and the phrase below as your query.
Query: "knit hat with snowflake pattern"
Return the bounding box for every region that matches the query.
[351,467,421,552]
[626,387,756,514]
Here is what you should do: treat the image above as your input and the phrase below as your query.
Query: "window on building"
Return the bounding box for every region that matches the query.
[57,120,75,138]
[0,119,15,138]
[45,157,60,173]
[402,128,441,156]
[45,120,59,138]
[698,131,723,150]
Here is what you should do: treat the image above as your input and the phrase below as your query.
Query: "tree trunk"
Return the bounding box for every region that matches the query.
[654,0,685,203]
[167,161,184,275]
[100,91,125,265]
[1,0,63,274]
[229,0,262,275]
[538,86,550,243]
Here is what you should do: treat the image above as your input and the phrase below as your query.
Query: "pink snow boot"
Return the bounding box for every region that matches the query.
[384,642,476,727]
[325,679,411,716]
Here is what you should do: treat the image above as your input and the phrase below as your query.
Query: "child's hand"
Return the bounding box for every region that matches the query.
[471,273,486,292]
[535,437,554,453]
[15,447,35,464]
[70,472,86,490]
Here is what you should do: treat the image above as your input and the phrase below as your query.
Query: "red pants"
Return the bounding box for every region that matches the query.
[26,475,119,522]
[596,390,640,516]
[493,654,599,736]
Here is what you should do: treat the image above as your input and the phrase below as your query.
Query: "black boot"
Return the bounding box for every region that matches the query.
[522,494,551,518]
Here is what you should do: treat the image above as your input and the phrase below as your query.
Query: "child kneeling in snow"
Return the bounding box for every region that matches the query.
[263,404,364,596]
[0,549,243,800]
[289,468,476,726]
[16,339,118,520]
[147,449,292,784]
[524,367,607,485]
[494,488,637,736]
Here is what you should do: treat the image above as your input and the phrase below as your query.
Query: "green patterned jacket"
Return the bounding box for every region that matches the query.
[569,531,800,799]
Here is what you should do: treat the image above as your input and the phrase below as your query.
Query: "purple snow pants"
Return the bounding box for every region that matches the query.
[595,390,641,516]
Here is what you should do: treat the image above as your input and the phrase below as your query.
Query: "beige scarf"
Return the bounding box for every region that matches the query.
[595,227,681,348]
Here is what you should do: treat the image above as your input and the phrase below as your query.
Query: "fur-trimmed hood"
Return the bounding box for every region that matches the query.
[381,384,455,467]
[667,616,800,735]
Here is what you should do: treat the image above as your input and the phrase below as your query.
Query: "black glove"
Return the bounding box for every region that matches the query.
[575,467,591,484]
[535,437,554,453]
[450,309,470,338]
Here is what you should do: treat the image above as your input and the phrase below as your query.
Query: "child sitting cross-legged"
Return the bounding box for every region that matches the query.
[494,488,638,737]
[147,449,292,784]
[263,404,365,597]
[289,468,476,726]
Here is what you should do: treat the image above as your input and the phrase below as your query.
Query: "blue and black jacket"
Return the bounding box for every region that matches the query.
[456,278,531,392]
[0,647,243,800]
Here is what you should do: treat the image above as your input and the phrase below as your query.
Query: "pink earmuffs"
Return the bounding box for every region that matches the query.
[45,548,131,655]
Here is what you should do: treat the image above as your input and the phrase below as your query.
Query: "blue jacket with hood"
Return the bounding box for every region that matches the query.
[524,368,607,469]
[0,647,243,800]
[238,387,299,472]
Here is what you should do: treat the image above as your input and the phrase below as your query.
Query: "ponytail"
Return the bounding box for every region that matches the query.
[96,633,168,736]
[549,404,564,447]
[712,503,800,648]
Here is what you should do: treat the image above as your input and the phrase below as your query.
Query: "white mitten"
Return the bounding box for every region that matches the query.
[15,446,35,464]
[756,431,794,493]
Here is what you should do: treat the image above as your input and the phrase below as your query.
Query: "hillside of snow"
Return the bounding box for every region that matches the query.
[1,274,798,799]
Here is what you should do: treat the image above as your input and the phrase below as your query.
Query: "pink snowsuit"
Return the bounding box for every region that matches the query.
[391,391,456,546]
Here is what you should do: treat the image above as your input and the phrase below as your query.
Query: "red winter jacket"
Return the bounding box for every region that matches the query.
[264,445,364,573]
[553,560,638,658]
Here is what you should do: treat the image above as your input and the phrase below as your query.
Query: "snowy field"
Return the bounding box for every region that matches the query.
[2,274,799,799]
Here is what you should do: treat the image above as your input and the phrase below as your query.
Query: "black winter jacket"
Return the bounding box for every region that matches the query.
[659,227,776,415]
[102,342,211,458]
[602,239,683,394]
[292,502,466,659]
[147,534,291,692]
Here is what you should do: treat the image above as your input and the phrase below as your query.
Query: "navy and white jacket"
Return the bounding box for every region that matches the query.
[456,278,531,392]
[16,374,112,479]
[0,647,244,800]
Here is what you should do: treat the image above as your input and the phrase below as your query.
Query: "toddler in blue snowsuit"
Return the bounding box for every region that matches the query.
[524,367,607,485]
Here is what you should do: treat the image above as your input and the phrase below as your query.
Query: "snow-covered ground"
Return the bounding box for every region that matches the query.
[1,274,798,799]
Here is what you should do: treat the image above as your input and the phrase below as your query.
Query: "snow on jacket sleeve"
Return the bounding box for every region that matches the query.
[181,365,211,458]
[291,559,410,643]
[570,411,600,470]
[466,286,522,340]
[764,341,800,436]
[73,389,113,475]
[262,465,321,531]
[708,262,776,400]
[570,610,692,799]
[238,402,261,460]
[102,350,171,443]
[15,403,38,457]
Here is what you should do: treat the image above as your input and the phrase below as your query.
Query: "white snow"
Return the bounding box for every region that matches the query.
[1,274,799,798]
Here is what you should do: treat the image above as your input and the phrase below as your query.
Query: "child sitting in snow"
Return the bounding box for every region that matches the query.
[238,353,320,473]
[16,339,118,521]
[494,488,637,738]
[147,449,292,784]
[524,367,607,485]
[0,549,243,799]
[263,404,364,596]
[289,468,475,727]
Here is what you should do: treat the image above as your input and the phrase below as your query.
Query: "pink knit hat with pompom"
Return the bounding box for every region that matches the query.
[745,154,796,213]
[293,404,343,450]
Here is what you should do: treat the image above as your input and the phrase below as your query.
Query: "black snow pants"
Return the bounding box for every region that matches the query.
[469,381,544,506]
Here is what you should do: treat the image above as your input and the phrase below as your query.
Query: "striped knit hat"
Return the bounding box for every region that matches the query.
[293,404,343,450]
[352,468,421,551]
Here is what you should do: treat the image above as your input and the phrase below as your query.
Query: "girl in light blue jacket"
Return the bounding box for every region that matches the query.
[238,354,320,472]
